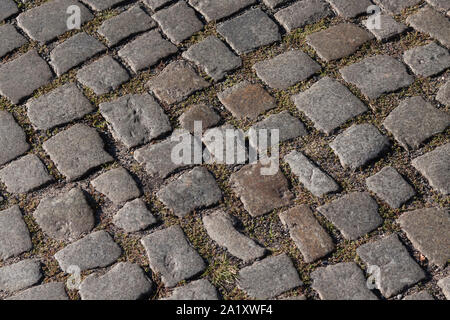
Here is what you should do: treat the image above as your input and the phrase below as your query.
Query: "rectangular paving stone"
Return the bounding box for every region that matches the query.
[0,24,27,58]
[373,0,421,15]
[113,198,157,233]
[403,42,450,77]
[326,0,372,18]
[164,279,218,300]
[0,0,18,22]
[407,7,450,49]
[6,282,69,300]
[189,0,256,21]
[437,79,450,106]
[0,206,32,260]
[0,259,42,293]
[179,104,221,134]
[0,110,30,166]
[80,0,125,10]
[143,0,172,10]
[363,14,407,41]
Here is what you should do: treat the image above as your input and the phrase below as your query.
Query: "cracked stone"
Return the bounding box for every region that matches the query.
[363,14,407,41]
[81,0,125,11]
[0,110,30,166]
[373,0,421,15]
[0,0,18,22]
[0,206,32,260]
[275,0,332,32]
[0,259,41,293]
[164,279,218,300]
[6,282,69,300]
[403,42,450,77]
[0,24,27,58]
[189,0,256,21]
[407,7,450,49]
[437,80,450,106]
[179,104,221,134]
[113,198,157,233]
[438,276,450,299]
[403,291,434,300]
[326,0,372,18]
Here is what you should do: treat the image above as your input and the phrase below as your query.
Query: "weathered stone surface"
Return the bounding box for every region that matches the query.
[141,225,206,287]
[157,167,222,217]
[356,234,426,298]
[0,259,42,293]
[118,30,178,73]
[81,0,125,10]
[373,0,421,15]
[27,83,94,131]
[317,192,382,240]
[438,276,450,299]
[91,167,141,204]
[407,7,450,49]
[403,291,434,300]
[0,206,32,260]
[218,81,276,120]
[366,166,415,208]
[275,0,331,32]
[147,60,209,105]
[142,0,171,10]
[326,0,372,18]
[202,124,247,165]
[0,0,18,22]
[437,80,450,106]
[363,14,407,41]
[100,94,171,149]
[55,230,121,272]
[230,162,294,217]
[398,207,450,268]
[284,151,339,197]
[182,36,242,81]
[403,42,450,77]
[0,50,53,104]
[330,124,390,170]
[292,76,367,134]
[203,210,266,262]
[6,282,68,300]
[262,0,288,9]
[426,0,450,12]
[383,96,449,150]
[79,262,152,300]
[306,23,374,62]
[340,55,414,99]
[412,143,450,195]
[189,0,255,21]
[253,50,321,89]
[0,110,30,166]
[279,205,335,263]
[113,199,157,233]
[0,24,27,58]
[0,154,52,194]
[311,262,378,300]
[164,279,218,300]
[43,124,113,181]
[238,254,302,299]
[217,9,281,54]
[179,104,221,133]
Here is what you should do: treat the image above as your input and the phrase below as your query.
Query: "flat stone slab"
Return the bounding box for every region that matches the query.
[91,167,141,204]
[203,210,266,262]
[311,262,378,300]
[317,192,382,240]
[81,0,125,10]
[27,83,94,131]
[230,162,294,217]
[164,279,218,300]
[55,230,121,272]
[0,50,53,104]
[141,225,206,287]
[438,276,450,299]
[189,0,255,21]
[238,254,302,299]
[437,80,450,106]
[340,55,414,99]
[147,60,209,105]
[407,7,450,49]
[43,124,113,181]
[307,23,374,62]
[373,0,421,15]
[118,30,178,73]
[182,36,242,81]
[284,150,339,197]
[0,154,53,194]
[403,291,434,300]
[383,96,450,150]
[0,0,18,22]
[403,42,450,77]
[6,282,69,300]
[279,205,335,263]
[363,14,407,41]
[0,259,42,293]
[292,76,367,134]
[179,104,221,134]
[253,50,321,89]
[0,110,30,166]
[113,198,157,233]
[157,167,222,217]
[330,124,390,170]
[366,166,415,208]
[33,187,94,241]
[0,24,27,58]
[398,207,450,268]
[326,0,372,18]
[79,262,152,300]
[143,0,172,10]
[0,206,32,260]
[217,8,281,54]
[412,143,450,195]
[356,234,426,298]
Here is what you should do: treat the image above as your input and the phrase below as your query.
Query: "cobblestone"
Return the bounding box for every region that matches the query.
[164,279,218,300]
[438,276,450,299]
[143,0,172,10]
[0,206,32,260]
[113,198,157,233]
[91,167,141,204]
[189,0,255,22]
[0,110,30,166]
[81,0,125,11]
[403,42,450,78]
[326,0,372,18]
[437,80,450,106]
[179,104,221,133]
[6,282,69,300]
[407,7,450,49]
[373,0,421,15]
[0,259,42,293]
[426,0,450,12]
[363,14,407,41]
[0,0,18,22]
[0,24,27,58]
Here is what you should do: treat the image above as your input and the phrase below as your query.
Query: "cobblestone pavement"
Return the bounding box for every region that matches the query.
[0,0,449,300]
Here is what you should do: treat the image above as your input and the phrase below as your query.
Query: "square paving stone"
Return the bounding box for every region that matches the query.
[311,262,378,300]
[437,80,450,106]
[366,166,415,209]
[340,55,414,100]
[363,14,407,41]
[438,276,450,299]
[218,81,276,120]
[0,110,30,166]
[403,42,450,77]
[0,206,32,260]
[292,76,368,134]
[157,167,222,217]
[0,0,18,22]
[317,192,383,240]
[412,143,450,195]
[43,124,113,181]
[179,104,221,134]
[306,23,374,62]
[182,36,242,81]
[0,154,53,194]
[373,0,421,15]
[27,83,94,131]
[398,207,450,268]
[143,0,172,10]
[230,161,294,217]
[152,1,203,44]
[407,7,450,49]
[0,259,42,293]
[426,0,450,12]
[253,50,321,89]
[326,0,372,18]
[164,279,218,300]
[217,8,281,54]
[99,93,171,148]
[113,198,157,233]
[118,30,177,73]
[6,282,69,300]
[146,60,209,105]
[356,234,426,298]
[80,0,125,11]
[0,50,53,104]
[77,56,130,95]
[141,225,206,287]
[16,0,93,43]
[0,24,27,58]
[330,124,390,170]
[383,96,450,150]
[189,0,256,21]
[238,254,303,299]
[98,5,156,46]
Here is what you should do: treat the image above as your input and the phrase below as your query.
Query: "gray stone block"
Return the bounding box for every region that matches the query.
[0,259,42,293]
[164,279,218,300]
[91,167,141,204]
[403,42,450,77]
[407,7,450,49]
[363,14,407,41]
[373,0,421,15]
[0,110,30,166]
[189,0,256,21]
[326,0,372,18]
[80,0,125,11]
[437,80,450,106]
[6,282,69,300]
[0,0,18,22]
[0,206,32,260]
[275,0,332,32]
[0,24,27,58]
[113,199,157,233]
[179,104,221,134]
